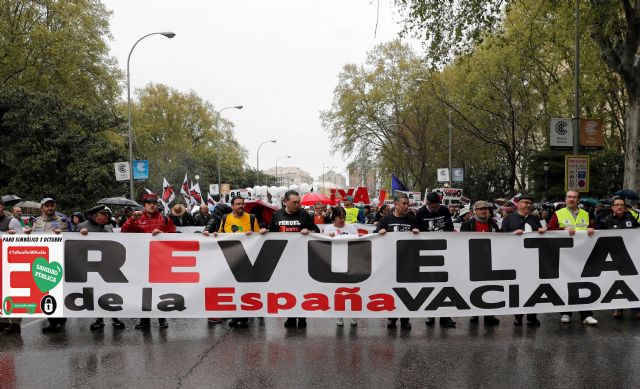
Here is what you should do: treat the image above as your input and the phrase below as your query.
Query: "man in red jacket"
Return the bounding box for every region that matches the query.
[121,193,176,329]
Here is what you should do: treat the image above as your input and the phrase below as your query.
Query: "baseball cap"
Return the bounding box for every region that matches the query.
[518,193,534,202]
[474,200,489,209]
[40,197,55,205]
[344,196,354,202]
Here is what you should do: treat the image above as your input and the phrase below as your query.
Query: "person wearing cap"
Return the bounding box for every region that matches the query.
[416,192,456,328]
[169,203,196,226]
[499,194,546,326]
[547,190,598,326]
[77,205,126,330]
[460,200,501,326]
[343,196,365,224]
[375,192,420,330]
[122,193,176,329]
[31,198,69,235]
[31,198,70,333]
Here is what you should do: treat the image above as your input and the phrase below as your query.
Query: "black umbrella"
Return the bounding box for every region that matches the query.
[97,197,140,207]
[1,195,22,206]
[614,189,639,201]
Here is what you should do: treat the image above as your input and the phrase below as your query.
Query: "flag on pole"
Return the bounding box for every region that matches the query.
[189,182,204,206]
[207,193,217,207]
[144,188,154,195]
[391,174,408,192]
[180,173,191,204]
[162,178,176,205]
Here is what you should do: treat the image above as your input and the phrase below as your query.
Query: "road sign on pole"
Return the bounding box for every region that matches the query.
[565,155,590,193]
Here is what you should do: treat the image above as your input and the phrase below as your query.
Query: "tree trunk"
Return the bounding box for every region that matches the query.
[623,98,640,190]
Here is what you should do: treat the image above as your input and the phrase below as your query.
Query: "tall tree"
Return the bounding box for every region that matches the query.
[0,0,125,211]
[128,83,250,196]
[394,0,640,191]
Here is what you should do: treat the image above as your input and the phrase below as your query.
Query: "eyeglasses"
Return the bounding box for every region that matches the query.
[612,203,625,207]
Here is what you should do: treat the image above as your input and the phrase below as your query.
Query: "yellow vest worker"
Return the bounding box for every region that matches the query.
[555,208,590,230]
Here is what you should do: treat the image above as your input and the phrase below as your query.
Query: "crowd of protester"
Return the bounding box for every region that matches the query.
[1,187,639,335]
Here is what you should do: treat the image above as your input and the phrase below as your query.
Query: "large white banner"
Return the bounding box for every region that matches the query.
[2,231,640,318]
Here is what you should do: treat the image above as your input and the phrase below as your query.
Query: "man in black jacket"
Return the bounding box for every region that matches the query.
[416,192,456,328]
[78,205,126,330]
[375,192,420,330]
[596,196,640,318]
[269,190,319,328]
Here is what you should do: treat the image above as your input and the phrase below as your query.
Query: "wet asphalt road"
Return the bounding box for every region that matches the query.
[1,312,640,388]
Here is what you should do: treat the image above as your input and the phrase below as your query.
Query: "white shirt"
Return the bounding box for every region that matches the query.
[323,223,359,236]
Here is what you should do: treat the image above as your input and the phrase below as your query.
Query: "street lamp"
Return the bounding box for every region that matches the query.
[216,105,243,199]
[218,105,243,114]
[127,31,176,200]
[256,140,276,186]
[276,156,292,186]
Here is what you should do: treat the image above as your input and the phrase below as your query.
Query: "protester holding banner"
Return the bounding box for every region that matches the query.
[416,192,456,328]
[214,196,265,327]
[375,192,419,330]
[595,196,640,319]
[122,193,175,329]
[499,194,546,326]
[548,190,598,325]
[269,190,319,328]
[321,206,360,326]
[416,192,454,232]
[29,198,71,333]
[77,205,126,330]
[459,200,501,325]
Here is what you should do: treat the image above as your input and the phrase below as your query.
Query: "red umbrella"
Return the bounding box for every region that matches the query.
[300,193,332,206]
[244,200,279,226]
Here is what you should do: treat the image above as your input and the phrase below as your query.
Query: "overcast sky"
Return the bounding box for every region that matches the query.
[102,0,422,184]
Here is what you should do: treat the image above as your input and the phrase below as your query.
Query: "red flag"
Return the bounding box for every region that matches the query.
[162,178,176,205]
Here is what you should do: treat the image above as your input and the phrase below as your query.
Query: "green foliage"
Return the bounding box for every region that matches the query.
[0,0,126,212]
[394,0,640,191]
[127,83,258,197]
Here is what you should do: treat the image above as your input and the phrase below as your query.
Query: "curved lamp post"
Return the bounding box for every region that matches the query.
[127,31,176,200]
[275,155,292,187]
[216,105,243,198]
[256,140,276,186]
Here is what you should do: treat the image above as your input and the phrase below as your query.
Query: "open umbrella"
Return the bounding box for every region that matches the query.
[579,197,601,206]
[300,193,332,206]
[244,200,279,226]
[1,195,22,206]
[15,200,41,209]
[614,189,639,201]
[97,197,140,207]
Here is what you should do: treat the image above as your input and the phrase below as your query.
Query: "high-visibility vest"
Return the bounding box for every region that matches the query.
[630,209,640,223]
[556,207,590,230]
[345,207,359,224]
